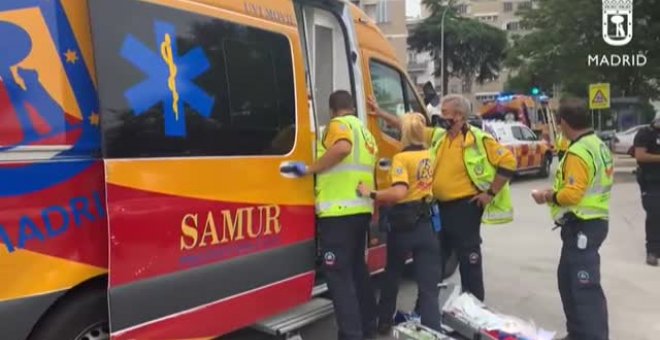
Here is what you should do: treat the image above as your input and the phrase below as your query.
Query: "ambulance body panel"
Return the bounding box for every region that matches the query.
[0,0,427,339]
[0,0,107,338]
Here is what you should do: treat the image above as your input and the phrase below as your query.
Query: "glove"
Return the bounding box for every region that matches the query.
[281,162,308,177]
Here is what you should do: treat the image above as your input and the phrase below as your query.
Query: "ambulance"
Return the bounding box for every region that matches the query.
[0,0,438,339]
[482,120,553,178]
[479,94,556,177]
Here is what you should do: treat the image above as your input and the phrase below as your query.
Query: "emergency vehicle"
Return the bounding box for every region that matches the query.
[0,0,442,339]
[481,120,553,178]
[479,93,560,152]
[478,93,557,177]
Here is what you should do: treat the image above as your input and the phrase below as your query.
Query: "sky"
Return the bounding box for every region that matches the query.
[406,0,422,18]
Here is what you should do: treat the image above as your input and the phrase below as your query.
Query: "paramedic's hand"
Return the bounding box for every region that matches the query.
[282,162,308,177]
[357,182,371,198]
[531,189,553,205]
[367,96,380,116]
[470,192,492,208]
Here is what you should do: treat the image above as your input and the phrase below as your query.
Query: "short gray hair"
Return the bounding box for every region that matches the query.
[440,94,472,117]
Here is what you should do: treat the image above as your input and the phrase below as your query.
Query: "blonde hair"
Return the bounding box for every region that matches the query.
[400,113,427,148]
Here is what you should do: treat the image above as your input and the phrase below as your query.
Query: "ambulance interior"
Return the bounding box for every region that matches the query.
[296,3,353,135]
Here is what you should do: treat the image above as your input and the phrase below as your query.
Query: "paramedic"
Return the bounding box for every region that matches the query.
[532,97,611,340]
[357,113,442,334]
[284,90,378,340]
[370,94,516,302]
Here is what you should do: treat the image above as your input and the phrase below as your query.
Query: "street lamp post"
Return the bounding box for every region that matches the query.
[440,6,449,96]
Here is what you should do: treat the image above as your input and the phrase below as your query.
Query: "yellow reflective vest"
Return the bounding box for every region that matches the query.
[551,134,613,221]
[316,115,378,218]
[430,126,514,224]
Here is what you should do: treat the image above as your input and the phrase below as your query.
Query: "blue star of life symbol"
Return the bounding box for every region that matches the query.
[121,20,215,137]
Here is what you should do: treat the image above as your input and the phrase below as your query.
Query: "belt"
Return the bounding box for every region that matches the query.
[438,195,474,205]
[553,212,607,230]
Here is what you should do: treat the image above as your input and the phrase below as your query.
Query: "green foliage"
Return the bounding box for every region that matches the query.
[408,0,508,93]
[505,0,660,100]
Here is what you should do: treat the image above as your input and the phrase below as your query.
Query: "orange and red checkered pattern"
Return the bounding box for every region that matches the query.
[505,142,550,170]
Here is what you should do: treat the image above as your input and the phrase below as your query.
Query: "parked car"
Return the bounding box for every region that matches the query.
[613,125,646,154]
[597,129,617,150]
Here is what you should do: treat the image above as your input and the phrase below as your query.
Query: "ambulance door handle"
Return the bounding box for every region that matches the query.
[378,158,391,171]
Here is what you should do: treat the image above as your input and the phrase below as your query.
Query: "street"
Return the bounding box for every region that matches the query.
[222,155,660,340]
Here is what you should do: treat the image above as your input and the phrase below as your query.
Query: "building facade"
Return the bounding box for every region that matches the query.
[352,0,410,65]
[355,0,534,109]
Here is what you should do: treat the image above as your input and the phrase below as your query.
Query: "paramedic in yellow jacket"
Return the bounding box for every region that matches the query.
[285,90,378,340]
[369,94,516,302]
[357,113,442,334]
[532,98,612,340]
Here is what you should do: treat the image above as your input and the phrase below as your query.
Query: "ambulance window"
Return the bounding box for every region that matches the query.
[370,60,421,140]
[404,80,423,114]
[522,127,539,141]
[511,126,526,141]
[97,6,296,158]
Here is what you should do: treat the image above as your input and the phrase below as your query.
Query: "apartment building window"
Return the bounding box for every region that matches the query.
[503,2,513,12]
[461,81,471,94]
[506,21,520,31]
[517,1,532,10]
[376,1,390,23]
[456,4,469,15]
[476,15,498,22]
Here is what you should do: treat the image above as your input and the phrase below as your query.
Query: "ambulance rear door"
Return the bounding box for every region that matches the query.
[89,0,316,338]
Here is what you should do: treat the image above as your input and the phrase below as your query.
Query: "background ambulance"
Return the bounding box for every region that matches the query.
[482,120,553,178]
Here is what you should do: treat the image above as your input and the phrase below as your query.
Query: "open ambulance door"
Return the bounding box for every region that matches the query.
[89,0,316,338]
[293,1,377,270]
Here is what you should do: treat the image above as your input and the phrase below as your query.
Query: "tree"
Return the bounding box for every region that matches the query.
[505,0,660,103]
[408,0,508,95]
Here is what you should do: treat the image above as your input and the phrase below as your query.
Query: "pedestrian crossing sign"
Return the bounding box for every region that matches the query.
[589,83,610,109]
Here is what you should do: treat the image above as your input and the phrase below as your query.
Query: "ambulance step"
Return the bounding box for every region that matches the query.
[253,297,334,336]
[311,282,328,296]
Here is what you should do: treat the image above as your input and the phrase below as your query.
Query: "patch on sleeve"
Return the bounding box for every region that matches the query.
[395,167,404,175]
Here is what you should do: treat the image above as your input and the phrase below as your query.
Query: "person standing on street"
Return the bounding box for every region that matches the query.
[357,113,442,334]
[284,90,378,340]
[532,98,612,340]
[370,94,516,302]
[633,116,660,266]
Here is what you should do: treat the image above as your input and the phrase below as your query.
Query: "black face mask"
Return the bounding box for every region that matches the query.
[434,117,456,130]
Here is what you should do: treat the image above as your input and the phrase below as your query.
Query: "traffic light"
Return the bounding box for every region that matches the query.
[531,87,540,96]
